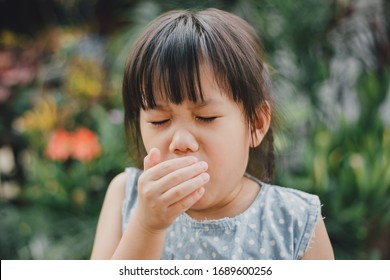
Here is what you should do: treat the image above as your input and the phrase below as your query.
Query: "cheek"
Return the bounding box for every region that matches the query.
[215,126,251,166]
[139,123,149,146]
[141,130,158,150]
[139,123,158,152]
[140,125,171,158]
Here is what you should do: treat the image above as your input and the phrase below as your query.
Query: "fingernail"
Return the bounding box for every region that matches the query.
[199,161,208,170]
[200,173,209,182]
[197,187,205,195]
[189,156,199,163]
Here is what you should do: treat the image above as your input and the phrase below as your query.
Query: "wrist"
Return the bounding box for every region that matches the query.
[115,209,167,259]
[132,208,167,236]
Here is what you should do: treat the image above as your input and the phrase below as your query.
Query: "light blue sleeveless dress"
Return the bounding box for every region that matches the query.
[122,167,321,260]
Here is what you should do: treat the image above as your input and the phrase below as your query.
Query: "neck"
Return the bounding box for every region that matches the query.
[186,176,260,221]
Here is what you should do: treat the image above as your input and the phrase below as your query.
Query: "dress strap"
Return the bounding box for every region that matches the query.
[121,167,142,233]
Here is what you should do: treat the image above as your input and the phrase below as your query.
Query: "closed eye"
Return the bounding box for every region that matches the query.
[196,116,218,123]
[150,119,170,126]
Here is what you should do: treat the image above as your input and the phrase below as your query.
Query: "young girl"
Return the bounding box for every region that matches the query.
[91,8,334,260]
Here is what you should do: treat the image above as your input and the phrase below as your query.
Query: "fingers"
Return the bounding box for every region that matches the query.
[138,148,209,231]
[144,148,162,171]
[141,148,209,198]
[139,159,208,200]
[169,186,205,216]
[162,172,209,206]
[143,155,200,181]
[156,160,208,193]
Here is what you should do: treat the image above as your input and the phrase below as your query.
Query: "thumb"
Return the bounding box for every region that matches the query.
[143,148,161,171]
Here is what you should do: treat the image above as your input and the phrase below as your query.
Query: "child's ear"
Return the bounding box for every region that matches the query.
[250,101,271,148]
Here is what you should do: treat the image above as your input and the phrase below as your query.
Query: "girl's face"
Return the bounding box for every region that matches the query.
[139,68,262,219]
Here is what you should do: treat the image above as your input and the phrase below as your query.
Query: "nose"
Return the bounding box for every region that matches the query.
[169,128,199,155]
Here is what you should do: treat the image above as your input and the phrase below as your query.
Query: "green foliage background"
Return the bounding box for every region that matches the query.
[1,0,389,259]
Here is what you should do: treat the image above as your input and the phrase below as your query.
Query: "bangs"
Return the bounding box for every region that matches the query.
[132,12,208,109]
[123,9,268,122]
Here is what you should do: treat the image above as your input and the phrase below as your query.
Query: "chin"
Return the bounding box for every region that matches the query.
[189,195,209,211]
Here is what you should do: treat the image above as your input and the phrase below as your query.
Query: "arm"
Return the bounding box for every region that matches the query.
[90,172,126,259]
[301,216,334,260]
[90,172,167,259]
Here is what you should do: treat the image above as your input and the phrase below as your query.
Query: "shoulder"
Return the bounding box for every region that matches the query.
[99,172,127,209]
[258,183,322,259]
[102,168,141,207]
[105,168,142,196]
[262,183,320,213]
[106,172,127,196]
[246,173,319,209]
[110,172,127,187]
[260,184,320,231]
[263,184,321,219]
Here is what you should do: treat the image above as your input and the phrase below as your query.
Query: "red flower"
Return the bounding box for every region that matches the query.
[70,127,101,162]
[45,129,72,161]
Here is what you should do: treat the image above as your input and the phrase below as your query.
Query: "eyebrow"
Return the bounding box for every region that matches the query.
[149,97,223,111]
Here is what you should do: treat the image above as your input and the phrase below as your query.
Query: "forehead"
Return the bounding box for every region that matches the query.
[146,64,232,108]
[150,92,226,110]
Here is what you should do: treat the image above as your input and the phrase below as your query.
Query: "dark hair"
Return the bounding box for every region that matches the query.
[122,8,276,182]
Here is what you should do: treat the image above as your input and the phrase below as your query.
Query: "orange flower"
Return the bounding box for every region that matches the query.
[45,129,72,161]
[70,127,101,162]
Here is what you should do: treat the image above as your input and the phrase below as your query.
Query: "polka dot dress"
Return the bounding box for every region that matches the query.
[122,168,320,260]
